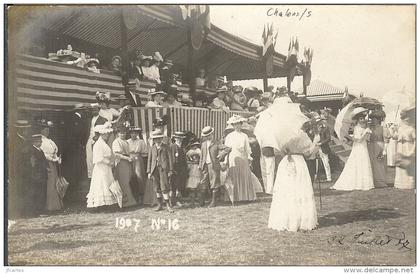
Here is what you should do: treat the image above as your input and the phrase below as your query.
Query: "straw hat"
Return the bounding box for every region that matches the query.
[149,88,166,97]
[227,115,246,125]
[163,59,173,66]
[172,131,187,139]
[14,120,31,128]
[96,91,111,103]
[352,107,368,119]
[86,58,100,66]
[129,127,142,133]
[117,94,128,101]
[201,126,214,137]
[94,123,113,134]
[150,129,165,139]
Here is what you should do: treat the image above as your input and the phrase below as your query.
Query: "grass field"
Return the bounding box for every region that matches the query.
[7,169,416,266]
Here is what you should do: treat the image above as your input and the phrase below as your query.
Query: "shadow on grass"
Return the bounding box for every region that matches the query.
[319,207,404,228]
[9,222,105,235]
[10,239,109,255]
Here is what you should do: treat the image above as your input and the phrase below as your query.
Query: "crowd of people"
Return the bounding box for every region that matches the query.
[8,79,415,235]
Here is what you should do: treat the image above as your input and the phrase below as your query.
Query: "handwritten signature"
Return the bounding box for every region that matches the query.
[328,229,412,251]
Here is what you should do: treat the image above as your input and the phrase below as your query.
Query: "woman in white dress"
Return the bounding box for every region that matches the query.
[39,120,63,212]
[224,115,262,203]
[87,123,118,208]
[331,107,374,191]
[268,128,319,232]
[385,123,398,167]
[394,107,415,189]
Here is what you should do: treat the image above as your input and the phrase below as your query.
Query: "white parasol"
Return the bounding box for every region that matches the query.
[255,102,309,152]
[334,102,355,141]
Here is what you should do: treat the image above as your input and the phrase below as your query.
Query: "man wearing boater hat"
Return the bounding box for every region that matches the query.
[199,126,231,207]
[147,129,174,212]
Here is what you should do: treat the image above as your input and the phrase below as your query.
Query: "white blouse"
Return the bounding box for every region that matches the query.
[99,108,120,122]
[127,138,149,157]
[93,136,112,165]
[225,131,251,164]
[40,135,58,162]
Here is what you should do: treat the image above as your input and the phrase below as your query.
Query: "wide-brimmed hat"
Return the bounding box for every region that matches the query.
[86,58,99,66]
[37,119,54,128]
[149,88,166,97]
[141,55,153,61]
[172,131,187,139]
[96,91,111,103]
[153,52,163,62]
[216,86,228,93]
[14,120,31,128]
[94,123,113,134]
[227,115,246,125]
[201,126,214,137]
[31,133,42,139]
[245,86,262,95]
[150,129,165,139]
[117,94,128,101]
[261,92,272,100]
[232,86,243,93]
[112,55,122,64]
[163,59,173,66]
[187,139,201,149]
[370,109,386,119]
[352,107,368,119]
[129,127,142,133]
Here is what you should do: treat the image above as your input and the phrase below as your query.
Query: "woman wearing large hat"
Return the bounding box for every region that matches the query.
[223,115,262,203]
[112,126,137,208]
[331,107,374,191]
[127,127,148,203]
[394,106,415,189]
[145,89,166,108]
[87,123,118,209]
[37,119,64,211]
[367,109,388,188]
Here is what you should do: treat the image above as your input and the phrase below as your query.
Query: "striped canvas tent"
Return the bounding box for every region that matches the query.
[297,79,345,102]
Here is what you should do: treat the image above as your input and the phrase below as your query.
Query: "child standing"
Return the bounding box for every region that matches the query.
[147,129,174,212]
[185,139,202,206]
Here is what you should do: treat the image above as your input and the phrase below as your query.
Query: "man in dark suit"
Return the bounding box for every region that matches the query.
[9,120,32,219]
[170,131,188,207]
[317,117,332,182]
[199,126,231,207]
[125,81,142,107]
[30,134,48,216]
[147,129,174,212]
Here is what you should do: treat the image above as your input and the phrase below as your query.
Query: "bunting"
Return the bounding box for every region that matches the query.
[179,5,211,50]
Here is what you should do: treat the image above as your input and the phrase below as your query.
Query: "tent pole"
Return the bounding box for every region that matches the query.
[263,77,268,93]
[187,30,196,105]
[120,9,129,88]
[287,76,291,93]
[303,76,307,96]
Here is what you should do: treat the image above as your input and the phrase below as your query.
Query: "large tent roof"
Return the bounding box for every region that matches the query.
[33,5,303,80]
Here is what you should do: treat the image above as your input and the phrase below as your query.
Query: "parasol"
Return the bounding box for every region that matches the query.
[254,102,309,152]
[382,90,411,124]
[334,102,355,141]
[110,180,123,208]
[352,96,382,109]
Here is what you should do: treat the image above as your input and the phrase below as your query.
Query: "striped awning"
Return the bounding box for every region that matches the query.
[18,5,303,81]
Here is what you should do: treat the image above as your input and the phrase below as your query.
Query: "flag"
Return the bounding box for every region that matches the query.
[262,23,276,57]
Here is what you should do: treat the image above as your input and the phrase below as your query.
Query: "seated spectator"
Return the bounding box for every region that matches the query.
[245,87,261,112]
[210,86,229,111]
[195,68,208,88]
[141,55,154,81]
[86,58,100,74]
[128,52,144,81]
[109,55,122,76]
[257,92,272,112]
[145,89,166,108]
[160,59,175,91]
[66,52,87,68]
[162,85,182,108]
[230,86,247,111]
[148,52,162,84]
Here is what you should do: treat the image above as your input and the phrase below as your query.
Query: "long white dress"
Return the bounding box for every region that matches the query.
[268,130,318,232]
[224,131,262,202]
[86,115,100,178]
[331,125,374,191]
[86,136,118,208]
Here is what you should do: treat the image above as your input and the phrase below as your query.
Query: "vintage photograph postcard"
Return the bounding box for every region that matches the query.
[4,3,416,268]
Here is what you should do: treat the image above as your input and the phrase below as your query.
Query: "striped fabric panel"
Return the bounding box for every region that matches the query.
[131,107,248,141]
[14,55,220,112]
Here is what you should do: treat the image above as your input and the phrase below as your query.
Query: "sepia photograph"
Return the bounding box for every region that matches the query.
[3,2,416,269]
